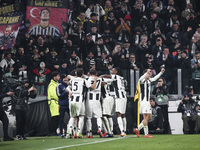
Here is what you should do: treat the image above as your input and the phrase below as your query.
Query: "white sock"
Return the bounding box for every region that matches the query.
[144,126,149,135]
[117,117,123,133]
[108,117,113,134]
[86,118,92,136]
[78,116,84,134]
[122,117,127,133]
[103,116,111,134]
[67,117,75,134]
[97,117,102,131]
[137,123,144,131]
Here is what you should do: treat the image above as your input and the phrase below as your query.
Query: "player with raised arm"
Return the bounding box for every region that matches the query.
[66,68,97,138]
[134,68,165,138]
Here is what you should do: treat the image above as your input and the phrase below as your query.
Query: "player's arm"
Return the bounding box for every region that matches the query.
[99,74,111,79]
[89,76,98,90]
[150,68,165,82]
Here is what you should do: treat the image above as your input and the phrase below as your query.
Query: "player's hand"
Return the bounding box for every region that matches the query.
[161,68,165,73]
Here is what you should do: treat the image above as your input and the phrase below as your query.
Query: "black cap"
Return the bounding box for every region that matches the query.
[90,12,97,18]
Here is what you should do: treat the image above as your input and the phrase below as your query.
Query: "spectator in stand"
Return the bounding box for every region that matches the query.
[90,24,102,43]
[174,50,191,91]
[189,34,200,59]
[83,51,96,74]
[162,0,180,21]
[143,54,157,76]
[0,51,15,79]
[102,26,115,52]
[131,26,143,49]
[166,23,183,49]
[114,54,130,70]
[182,12,198,33]
[72,12,87,30]
[71,22,85,58]
[151,36,166,59]
[36,36,49,56]
[156,47,173,90]
[148,97,164,133]
[69,50,83,71]
[54,31,69,54]
[122,40,133,59]
[59,40,75,63]
[183,26,195,50]
[177,87,199,134]
[135,34,151,71]
[191,52,200,94]
[85,2,105,22]
[46,48,60,72]
[129,53,139,70]
[165,11,180,34]
[67,2,79,35]
[93,37,110,58]
[104,0,113,21]
[115,18,131,44]
[32,62,50,95]
[13,47,28,81]
[112,43,123,63]
[30,46,45,70]
[148,11,164,34]
[84,12,99,34]
[59,60,70,77]
[104,11,118,35]
[82,33,95,60]
[96,51,110,74]
[152,77,171,134]
[131,0,146,28]
[117,2,130,19]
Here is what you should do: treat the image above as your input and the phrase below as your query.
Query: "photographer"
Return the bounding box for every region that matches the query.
[148,97,164,133]
[177,87,199,134]
[14,81,37,140]
[152,77,171,134]
[0,90,14,142]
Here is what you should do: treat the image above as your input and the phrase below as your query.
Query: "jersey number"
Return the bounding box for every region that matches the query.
[73,82,78,91]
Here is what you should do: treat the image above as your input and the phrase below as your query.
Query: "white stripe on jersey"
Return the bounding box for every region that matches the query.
[70,76,91,96]
[87,76,102,101]
[111,75,126,99]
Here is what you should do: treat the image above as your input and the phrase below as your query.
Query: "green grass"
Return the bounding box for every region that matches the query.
[0,134,200,150]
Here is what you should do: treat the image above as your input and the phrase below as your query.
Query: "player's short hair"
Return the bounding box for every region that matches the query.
[114,67,123,76]
[76,68,84,77]
[40,8,50,16]
[89,69,96,75]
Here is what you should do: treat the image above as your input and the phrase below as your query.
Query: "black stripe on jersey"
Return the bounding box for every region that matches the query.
[140,84,144,100]
[101,86,106,99]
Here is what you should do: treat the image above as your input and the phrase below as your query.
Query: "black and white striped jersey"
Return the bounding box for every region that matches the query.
[139,72,163,102]
[111,75,126,99]
[101,78,113,99]
[70,76,91,97]
[28,24,61,37]
[87,76,102,101]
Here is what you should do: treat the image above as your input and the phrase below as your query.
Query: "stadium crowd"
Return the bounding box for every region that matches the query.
[1,0,200,140]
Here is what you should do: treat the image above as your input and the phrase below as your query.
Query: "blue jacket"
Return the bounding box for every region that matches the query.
[56,81,69,107]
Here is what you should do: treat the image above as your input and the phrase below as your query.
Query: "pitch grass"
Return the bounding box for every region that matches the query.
[0,134,200,150]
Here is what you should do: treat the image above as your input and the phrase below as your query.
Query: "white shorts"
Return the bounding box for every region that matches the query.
[86,100,102,118]
[69,101,82,117]
[102,96,115,116]
[80,101,85,116]
[115,98,127,114]
[140,101,152,114]
[69,95,83,117]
